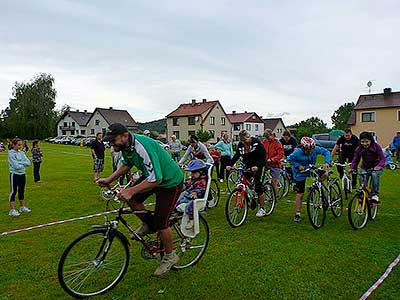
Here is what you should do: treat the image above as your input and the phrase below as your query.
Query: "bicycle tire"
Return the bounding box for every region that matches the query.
[330,180,343,218]
[263,182,276,216]
[348,193,369,230]
[280,173,290,199]
[170,214,209,269]
[227,170,240,193]
[225,188,249,228]
[58,229,129,298]
[369,202,378,221]
[306,187,326,230]
[207,179,220,208]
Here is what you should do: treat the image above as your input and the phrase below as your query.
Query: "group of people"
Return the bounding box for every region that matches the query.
[6,138,43,217]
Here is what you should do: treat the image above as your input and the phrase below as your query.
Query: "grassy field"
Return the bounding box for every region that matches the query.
[0,143,399,300]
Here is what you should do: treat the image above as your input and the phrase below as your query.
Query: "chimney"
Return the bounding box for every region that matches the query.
[191,99,196,105]
[76,109,79,112]
[84,110,87,113]
[202,99,207,103]
[244,111,247,113]
[109,107,113,110]
[232,110,236,114]
[383,88,392,98]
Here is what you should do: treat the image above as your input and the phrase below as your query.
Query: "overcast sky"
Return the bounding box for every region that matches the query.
[1,0,399,125]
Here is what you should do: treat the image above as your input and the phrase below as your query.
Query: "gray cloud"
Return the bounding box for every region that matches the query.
[0,0,399,125]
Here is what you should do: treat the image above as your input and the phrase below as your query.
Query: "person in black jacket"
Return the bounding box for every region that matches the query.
[226,130,267,217]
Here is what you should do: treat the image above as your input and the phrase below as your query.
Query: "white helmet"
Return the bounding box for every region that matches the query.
[143,130,150,136]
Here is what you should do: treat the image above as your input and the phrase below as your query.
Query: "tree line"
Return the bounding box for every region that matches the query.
[0,73,355,140]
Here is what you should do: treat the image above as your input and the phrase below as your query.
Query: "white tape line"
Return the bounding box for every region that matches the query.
[0,202,156,237]
[359,254,400,300]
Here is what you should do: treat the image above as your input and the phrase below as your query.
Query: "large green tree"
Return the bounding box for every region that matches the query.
[6,73,58,139]
[331,102,355,130]
[293,117,329,139]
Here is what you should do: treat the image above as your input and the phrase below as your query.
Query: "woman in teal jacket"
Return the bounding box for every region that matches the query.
[287,137,331,223]
[214,133,234,182]
[8,138,31,217]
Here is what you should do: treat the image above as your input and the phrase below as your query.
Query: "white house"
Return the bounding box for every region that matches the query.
[227,111,265,142]
[57,110,91,137]
[263,118,287,139]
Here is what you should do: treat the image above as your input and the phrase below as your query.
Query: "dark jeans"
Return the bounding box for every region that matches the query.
[171,151,181,162]
[33,162,41,182]
[219,156,231,180]
[213,161,220,178]
[337,155,357,187]
[360,169,382,196]
[396,146,400,161]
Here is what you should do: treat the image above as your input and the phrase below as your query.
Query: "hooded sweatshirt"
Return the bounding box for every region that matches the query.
[9,149,31,175]
[351,142,385,170]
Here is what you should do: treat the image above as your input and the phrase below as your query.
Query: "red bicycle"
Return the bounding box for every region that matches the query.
[225,166,276,228]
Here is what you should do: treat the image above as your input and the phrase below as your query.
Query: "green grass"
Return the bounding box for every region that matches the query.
[0,143,399,299]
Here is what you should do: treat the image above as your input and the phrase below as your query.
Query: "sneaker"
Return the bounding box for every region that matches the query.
[256,208,266,217]
[9,209,20,217]
[185,219,194,230]
[371,195,380,203]
[154,252,180,277]
[131,223,151,240]
[219,179,224,183]
[20,206,31,213]
[294,214,301,223]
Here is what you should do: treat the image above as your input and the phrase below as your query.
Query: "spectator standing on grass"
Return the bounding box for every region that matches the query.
[392,131,400,162]
[279,130,297,158]
[214,133,234,182]
[8,138,31,217]
[23,140,29,152]
[31,140,43,183]
[7,138,12,150]
[91,132,105,182]
[111,146,131,185]
[167,135,183,162]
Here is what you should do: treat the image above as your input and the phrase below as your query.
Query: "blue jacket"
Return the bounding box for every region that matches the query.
[8,149,31,175]
[214,140,234,158]
[393,136,400,147]
[287,146,332,181]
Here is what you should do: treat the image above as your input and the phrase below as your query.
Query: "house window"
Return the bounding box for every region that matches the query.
[91,129,95,135]
[210,116,215,125]
[398,110,400,121]
[62,130,66,135]
[95,119,100,126]
[72,122,75,127]
[64,122,67,127]
[233,124,241,131]
[188,131,195,137]
[361,112,376,122]
[246,124,251,131]
[173,118,179,126]
[188,116,196,125]
[277,128,282,133]
[221,117,226,125]
[209,130,215,138]
[76,130,79,135]
[81,130,86,135]
[234,135,239,141]
[255,124,259,131]
[173,131,180,139]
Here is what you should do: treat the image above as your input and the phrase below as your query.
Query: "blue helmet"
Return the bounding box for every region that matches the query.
[185,159,207,172]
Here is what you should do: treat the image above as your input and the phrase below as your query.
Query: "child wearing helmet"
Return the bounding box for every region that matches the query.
[287,137,332,223]
[175,159,208,229]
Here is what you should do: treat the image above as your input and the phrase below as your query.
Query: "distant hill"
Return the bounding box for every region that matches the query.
[137,118,166,133]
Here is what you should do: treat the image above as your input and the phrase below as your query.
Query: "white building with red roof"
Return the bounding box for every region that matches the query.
[227,111,265,141]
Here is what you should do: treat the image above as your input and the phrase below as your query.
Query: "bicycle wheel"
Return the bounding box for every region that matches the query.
[279,173,290,199]
[306,187,326,230]
[263,182,276,216]
[330,181,343,217]
[369,202,379,221]
[58,229,129,298]
[170,214,209,269]
[225,188,248,228]
[207,179,220,208]
[227,170,240,193]
[348,193,369,230]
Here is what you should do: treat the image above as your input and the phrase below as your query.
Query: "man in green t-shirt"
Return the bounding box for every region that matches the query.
[97,123,183,277]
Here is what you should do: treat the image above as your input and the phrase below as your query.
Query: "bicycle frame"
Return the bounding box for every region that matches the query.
[232,167,256,208]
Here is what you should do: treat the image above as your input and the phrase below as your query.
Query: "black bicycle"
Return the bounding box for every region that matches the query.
[305,165,343,230]
[58,195,209,298]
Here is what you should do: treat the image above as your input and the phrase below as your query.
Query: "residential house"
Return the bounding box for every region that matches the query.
[348,88,400,146]
[86,107,138,136]
[57,107,137,137]
[166,99,231,143]
[227,111,264,142]
[57,110,91,137]
[263,118,287,139]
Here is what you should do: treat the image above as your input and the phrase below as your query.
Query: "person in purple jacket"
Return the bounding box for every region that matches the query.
[349,131,385,203]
